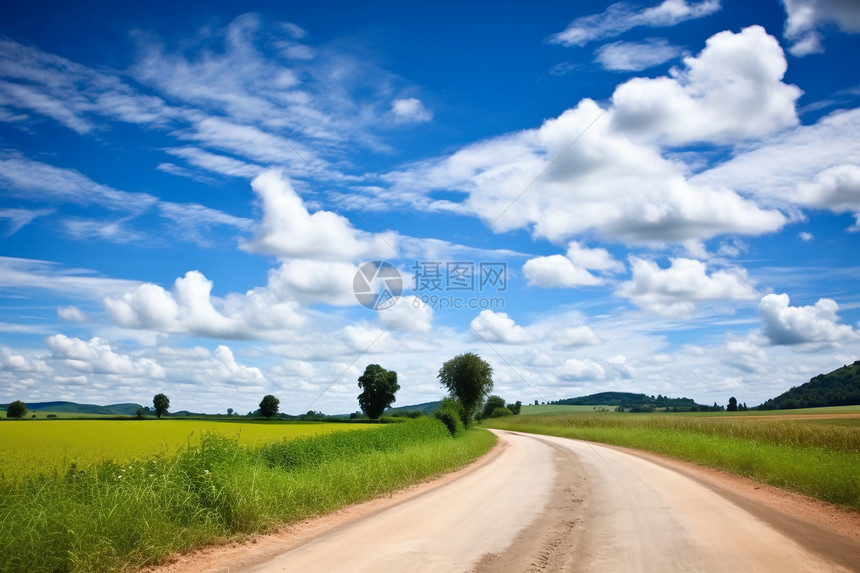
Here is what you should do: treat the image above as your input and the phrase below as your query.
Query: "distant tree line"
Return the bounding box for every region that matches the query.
[551,392,706,411]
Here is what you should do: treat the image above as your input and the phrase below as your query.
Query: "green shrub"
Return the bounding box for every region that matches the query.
[434,398,465,436]
[489,407,513,418]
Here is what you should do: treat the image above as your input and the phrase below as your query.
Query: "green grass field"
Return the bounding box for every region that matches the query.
[668,404,860,416]
[484,408,860,511]
[519,404,614,415]
[0,419,374,479]
[0,418,496,573]
[519,404,860,416]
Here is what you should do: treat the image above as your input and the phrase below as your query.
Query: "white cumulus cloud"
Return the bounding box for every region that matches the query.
[758,293,857,345]
[470,310,533,344]
[558,358,606,381]
[781,0,860,56]
[104,270,306,339]
[611,26,802,145]
[57,306,87,322]
[379,296,434,332]
[46,334,164,377]
[384,29,795,247]
[524,255,603,287]
[618,257,759,316]
[794,164,860,225]
[391,98,432,123]
[242,169,397,261]
[524,241,624,288]
[552,325,603,348]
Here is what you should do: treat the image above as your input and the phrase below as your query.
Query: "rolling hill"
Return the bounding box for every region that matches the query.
[0,401,143,416]
[549,392,707,411]
[758,360,860,410]
[385,401,442,416]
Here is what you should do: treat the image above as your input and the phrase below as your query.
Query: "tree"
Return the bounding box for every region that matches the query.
[227,408,233,416]
[480,395,507,420]
[135,407,147,419]
[438,352,493,427]
[6,400,27,419]
[507,400,522,415]
[259,394,280,419]
[727,396,738,412]
[153,393,170,418]
[357,364,400,420]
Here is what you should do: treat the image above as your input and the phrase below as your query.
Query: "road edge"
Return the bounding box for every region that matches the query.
[139,430,505,573]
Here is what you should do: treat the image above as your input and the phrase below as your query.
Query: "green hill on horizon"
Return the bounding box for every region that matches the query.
[549,392,706,411]
[385,400,442,416]
[758,360,860,410]
[0,401,143,416]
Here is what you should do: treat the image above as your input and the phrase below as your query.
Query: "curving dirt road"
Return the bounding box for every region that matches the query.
[157,430,860,572]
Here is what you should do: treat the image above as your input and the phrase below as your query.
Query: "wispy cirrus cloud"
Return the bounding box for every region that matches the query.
[0,257,143,300]
[0,154,251,245]
[0,207,53,236]
[1,14,432,187]
[0,154,157,212]
[595,38,686,71]
[163,146,262,178]
[549,0,721,47]
[0,38,176,133]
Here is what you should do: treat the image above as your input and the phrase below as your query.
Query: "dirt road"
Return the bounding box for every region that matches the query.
[161,430,860,572]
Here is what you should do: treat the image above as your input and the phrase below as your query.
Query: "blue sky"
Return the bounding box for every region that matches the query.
[1,0,859,415]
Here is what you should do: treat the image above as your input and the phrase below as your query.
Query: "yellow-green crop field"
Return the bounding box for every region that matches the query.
[0,418,496,573]
[0,420,375,479]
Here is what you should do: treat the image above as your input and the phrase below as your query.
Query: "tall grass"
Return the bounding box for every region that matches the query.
[0,418,495,573]
[485,413,860,511]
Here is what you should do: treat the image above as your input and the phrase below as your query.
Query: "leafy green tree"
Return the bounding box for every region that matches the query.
[727,396,738,412]
[480,395,507,420]
[6,400,27,419]
[153,393,170,418]
[357,364,400,419]
[259,394,280,419]
[438,352,493,427]
[227,408,233,416]
[507,400,522,415]
[135,407,147,419]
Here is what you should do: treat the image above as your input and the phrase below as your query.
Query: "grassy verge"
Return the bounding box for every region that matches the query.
[484,413,860,511]
[0,418,496,573]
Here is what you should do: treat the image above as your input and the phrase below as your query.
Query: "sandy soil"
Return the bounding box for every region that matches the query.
[145,430,860,573]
